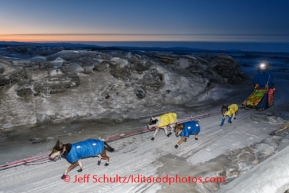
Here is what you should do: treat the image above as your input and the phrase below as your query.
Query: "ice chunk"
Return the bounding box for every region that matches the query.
[50,57,64,67]
[254,143,274,156]
[267,116,285,125]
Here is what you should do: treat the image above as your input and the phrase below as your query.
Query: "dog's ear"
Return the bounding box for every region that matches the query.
[176,123,184,130]
[59,142,63,148]
[56,140,60,146]
[56,140,63,148]
[148,117,154,125]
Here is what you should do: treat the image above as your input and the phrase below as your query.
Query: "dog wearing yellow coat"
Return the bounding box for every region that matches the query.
[220,104,238,126]
[147,112,177,140]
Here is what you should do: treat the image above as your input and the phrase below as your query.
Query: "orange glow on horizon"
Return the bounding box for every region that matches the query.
[0,34,198,42]
[0,34,287,43]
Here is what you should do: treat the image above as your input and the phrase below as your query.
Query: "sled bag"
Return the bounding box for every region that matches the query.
[267,88,275,106]
[256,93,268,109]
[246,89,265,106]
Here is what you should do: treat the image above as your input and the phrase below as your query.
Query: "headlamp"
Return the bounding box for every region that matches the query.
[259,63,266,70]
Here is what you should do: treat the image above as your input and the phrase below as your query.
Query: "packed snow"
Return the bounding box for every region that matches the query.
[0,49,289,193]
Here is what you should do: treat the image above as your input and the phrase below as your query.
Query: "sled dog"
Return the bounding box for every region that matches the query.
[49,139,114,179]
[174,120,200,148]
[220,104,239,126]
[147,112,177,140]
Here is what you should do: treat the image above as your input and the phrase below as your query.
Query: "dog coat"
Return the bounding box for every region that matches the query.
[180,121,200,138]
[159,112,177,127]
[66,139,104,163]
[224,104,238,117]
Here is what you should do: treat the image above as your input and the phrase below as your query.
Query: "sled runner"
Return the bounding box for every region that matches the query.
[242,88,275,111]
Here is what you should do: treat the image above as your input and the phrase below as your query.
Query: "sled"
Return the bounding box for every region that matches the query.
[242,88,275,111]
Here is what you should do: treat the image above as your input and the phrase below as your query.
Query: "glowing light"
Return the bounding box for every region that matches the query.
[259,63,266,70]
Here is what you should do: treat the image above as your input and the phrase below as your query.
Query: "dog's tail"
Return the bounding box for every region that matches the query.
[104,141,115,152]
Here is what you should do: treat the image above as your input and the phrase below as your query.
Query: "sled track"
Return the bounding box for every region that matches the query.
[176,110,251,158]
[0,110,254,193]
[0,110,239,172]
[178,123,247,158]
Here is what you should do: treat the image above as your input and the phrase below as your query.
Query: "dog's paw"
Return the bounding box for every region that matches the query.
[228,121,232,123]
[234,117,236,120]
[175,145,178,148]
[184,138,187,142]
[220,124,223,126]
[104,163,109,166]
[61,174,67,179]
[77,168,83,172]
[167,132,172,137]
[195,138,198,140]
[98,160,101,165]
[151,137,154,141]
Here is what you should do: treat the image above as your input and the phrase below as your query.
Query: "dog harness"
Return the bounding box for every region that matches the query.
[180,121,200,137]
[159,112,177,127]
[65,139,104,163]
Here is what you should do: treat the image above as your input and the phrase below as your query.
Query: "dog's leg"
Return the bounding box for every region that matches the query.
[77,161,83,172]
[61,162,79,179]
[163,126,168,135]
[175,137,186,148]
[233,113,236,120]
[164,126,172,137]
[228,116,232,123]
[151,128,159,140]
[100,150,109,166]
[167,126,172,137]
[98,154,103,165]
[220,117,225,126]
[195,133,199,140]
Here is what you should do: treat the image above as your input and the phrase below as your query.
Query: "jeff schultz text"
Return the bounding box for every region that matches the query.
[67,174,226,185]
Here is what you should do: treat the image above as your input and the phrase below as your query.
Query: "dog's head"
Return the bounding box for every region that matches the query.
[147,116,160,129]
[49,140,63,161]
[221,105,228,116]
[174,123,184,137]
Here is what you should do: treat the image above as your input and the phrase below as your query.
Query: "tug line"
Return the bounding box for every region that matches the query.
[106,112,220,141]
[0,111,220,171]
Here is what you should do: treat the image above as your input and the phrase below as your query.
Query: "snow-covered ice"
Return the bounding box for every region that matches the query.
[0,49,289,193]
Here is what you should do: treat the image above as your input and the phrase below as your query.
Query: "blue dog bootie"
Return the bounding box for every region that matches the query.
[228,116,232,123]
[220,118,225,126]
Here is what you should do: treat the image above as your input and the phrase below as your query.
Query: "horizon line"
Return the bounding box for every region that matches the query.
[1,40,289,44]
[1,33,288,37]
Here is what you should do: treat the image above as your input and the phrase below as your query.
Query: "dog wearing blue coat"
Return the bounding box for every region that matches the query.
[49,139,114,179]
[174,120,201,148]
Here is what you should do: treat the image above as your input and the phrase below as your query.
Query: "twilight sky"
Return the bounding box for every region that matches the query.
[0,0,289,43]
